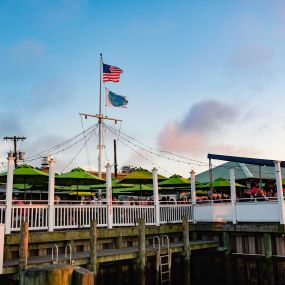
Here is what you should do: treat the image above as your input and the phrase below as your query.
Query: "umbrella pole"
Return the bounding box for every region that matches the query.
[24,178,26,201]
[77,181,79,201]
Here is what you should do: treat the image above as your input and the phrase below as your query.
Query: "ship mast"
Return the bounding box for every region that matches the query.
[98,53,103,178]
[80,53,122,178]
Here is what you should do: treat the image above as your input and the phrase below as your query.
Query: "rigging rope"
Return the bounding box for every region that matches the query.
[61,129,95,173]
[80,115,91,169]
[25,124,98,162]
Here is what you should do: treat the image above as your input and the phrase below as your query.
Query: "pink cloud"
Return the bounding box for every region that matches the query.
[157,99,259,157]
[158,122,206,153]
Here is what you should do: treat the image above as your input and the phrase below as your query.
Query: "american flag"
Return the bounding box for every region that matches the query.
[103,63,123,82]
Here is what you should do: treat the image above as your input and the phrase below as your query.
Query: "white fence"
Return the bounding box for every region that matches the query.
[11,204,48,231]
[113,205,156,226]
[1,199,285,232]
[160,204,192,224]
[236,201,279,222]
[54,204,108,229]
[195,200,233,223]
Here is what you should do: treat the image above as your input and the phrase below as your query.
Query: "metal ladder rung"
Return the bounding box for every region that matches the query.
[153,235,171,284]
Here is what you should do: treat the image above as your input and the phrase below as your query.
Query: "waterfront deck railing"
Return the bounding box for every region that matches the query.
[1,198,285,232]
[11,204,48,231]
[113,205,156,226]
[54,204,108,229]
[160,204,193,224]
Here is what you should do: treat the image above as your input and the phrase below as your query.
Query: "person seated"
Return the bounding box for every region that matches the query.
[254,185,267,201]
[250,184,259,197]
[54,195,61,204]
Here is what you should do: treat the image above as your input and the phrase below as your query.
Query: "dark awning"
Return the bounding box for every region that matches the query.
[207,153,285,168]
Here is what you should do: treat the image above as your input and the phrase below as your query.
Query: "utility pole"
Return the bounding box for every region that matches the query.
[114,139,118,178]
[4,136,26,167]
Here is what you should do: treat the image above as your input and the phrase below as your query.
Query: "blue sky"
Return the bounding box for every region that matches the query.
[1,0,285,177]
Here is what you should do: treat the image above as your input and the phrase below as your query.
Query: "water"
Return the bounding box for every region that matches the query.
[2,250,285,284]
[97,249,284,285]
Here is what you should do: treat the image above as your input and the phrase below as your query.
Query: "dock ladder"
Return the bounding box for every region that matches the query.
[153,235,171,284]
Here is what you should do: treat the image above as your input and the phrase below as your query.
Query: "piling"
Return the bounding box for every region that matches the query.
[115,230,123,249]
[115,230,123,285]
[22,265,73,285]
[182,215,190,284]
[263,233,274,285]
[138,218,145,285]
[19,221,29,285]
[222,231,233,285]
[72,266,94,285]
[89,219,97,279]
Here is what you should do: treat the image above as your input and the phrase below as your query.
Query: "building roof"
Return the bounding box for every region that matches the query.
[196,161,285,183]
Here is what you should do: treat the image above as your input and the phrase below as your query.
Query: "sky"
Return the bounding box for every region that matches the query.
[1,0,285,177]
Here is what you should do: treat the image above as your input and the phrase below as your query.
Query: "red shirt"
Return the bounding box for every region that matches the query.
[250,187,259,196]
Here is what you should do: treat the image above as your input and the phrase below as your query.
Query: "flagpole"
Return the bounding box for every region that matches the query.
[80,55,123,179]
[98,53,103,178]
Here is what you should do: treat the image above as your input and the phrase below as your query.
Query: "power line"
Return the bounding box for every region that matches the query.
[26,124,97,161]
[25,124,98,162]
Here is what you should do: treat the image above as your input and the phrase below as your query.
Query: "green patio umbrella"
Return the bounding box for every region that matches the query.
[201,177,245,190]
[116,184,153,194]
[158,174,190,187]
[90,177,134,190]
[0,164,49,199]
[119,168,166,197]
[56,167,105,199]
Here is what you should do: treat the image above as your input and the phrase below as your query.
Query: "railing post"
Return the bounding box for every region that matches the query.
[274,161,285,224]
[106,161,113,229]
[90,219,97,277]
[190,169,196,223]
[48,157,56,232]
[0,224,4,274]
[230,168,237,224]
[263,233,274,285]
[138,218,146,285]
[182,215,190,284]
[5,152,15,234]
[19,220,29,285]
[152,167,160,226]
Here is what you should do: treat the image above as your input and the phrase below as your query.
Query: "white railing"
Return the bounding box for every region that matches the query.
[54,204,108,229]
[160,204,193,223]
[195,201,233,222]
[1,198,284,232]
[113,205,156,226]
[236,200,279,222]
[11,204,49,231]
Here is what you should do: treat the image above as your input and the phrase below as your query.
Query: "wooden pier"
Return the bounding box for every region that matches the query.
[3,220,218,275]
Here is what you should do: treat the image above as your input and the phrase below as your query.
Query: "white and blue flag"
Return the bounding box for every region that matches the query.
[105,88,128,108]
